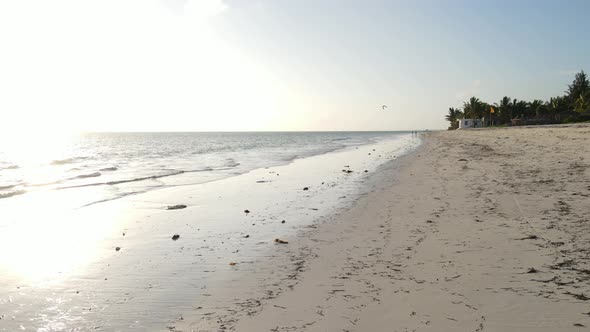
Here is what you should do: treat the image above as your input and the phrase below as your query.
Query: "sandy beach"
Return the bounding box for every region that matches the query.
[179,124,590,331]
[2,125,589,331]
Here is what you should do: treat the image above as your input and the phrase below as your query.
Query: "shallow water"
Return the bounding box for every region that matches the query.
[0,132,410,207]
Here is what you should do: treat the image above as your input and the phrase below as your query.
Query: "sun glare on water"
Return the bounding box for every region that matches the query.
[0,131,125,282]
[0,191,125,283]
[0,130,77,165]
[0,131,79,187]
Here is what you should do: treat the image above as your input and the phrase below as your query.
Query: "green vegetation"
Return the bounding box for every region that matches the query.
[446,70,590,129]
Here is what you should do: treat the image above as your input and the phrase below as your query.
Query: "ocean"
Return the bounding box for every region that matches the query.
[0,131,414,207]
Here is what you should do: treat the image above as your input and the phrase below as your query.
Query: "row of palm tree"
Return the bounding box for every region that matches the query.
[446,70,590,129]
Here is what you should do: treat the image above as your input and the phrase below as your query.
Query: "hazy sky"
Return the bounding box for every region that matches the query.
[1,0,589,132]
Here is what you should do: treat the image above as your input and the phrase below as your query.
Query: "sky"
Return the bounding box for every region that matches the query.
[0,0,589,132]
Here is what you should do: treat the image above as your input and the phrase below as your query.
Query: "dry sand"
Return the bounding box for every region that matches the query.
[182,124,590,331]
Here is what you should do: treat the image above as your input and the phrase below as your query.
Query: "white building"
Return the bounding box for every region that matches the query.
[457,118,484,129]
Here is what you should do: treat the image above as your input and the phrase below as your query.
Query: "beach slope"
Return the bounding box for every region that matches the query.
[189,124,590,331]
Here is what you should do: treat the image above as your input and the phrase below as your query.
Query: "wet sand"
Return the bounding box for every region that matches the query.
[180,124,590,331]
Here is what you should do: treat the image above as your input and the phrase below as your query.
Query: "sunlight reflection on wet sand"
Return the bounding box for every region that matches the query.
[0,188,124,283]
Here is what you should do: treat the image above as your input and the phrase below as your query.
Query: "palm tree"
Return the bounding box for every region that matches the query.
[567,70,590,107]
[463,97,484,119]
[445,107,463,129]
[445,71,590,125]
[547,96,568,116]
[481,101,492,123]
[494,96,512,124]
[529,99,544,118]
[574,92,590,113]
[511,99,529,119]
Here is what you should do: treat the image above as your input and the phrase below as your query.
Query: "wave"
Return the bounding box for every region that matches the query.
[51,157,87,165]
[1,164,19,170]
[223,158,241,168]
[81,190,149,207]
[73,167,227,206]
[56,166,225,191]
[72,172,102,179]
[26,180,63,187]
[99,166,118,172]
[57,170,187,190]
[0,190,26,199]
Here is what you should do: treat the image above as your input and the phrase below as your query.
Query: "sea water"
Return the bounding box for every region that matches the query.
[1,132,411,207]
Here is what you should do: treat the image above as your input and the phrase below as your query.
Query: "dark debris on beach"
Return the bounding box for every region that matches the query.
[167,204,187,210]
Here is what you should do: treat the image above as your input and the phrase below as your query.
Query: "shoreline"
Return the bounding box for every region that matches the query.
[175,133,428,331]
[179,124,590,331]
[0,133,420,332]
[0,131,412,208]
